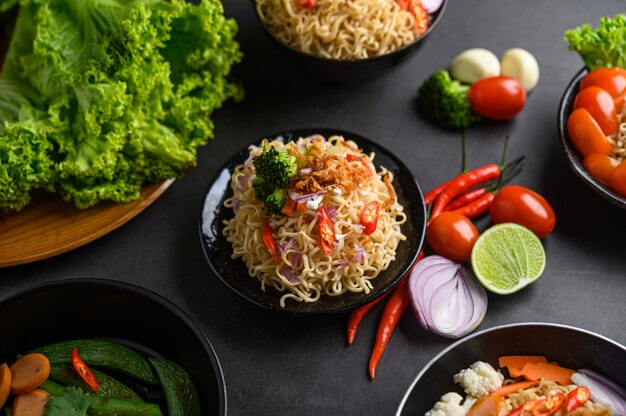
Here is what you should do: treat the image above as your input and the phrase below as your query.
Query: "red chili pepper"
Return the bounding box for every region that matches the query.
[318,206,336,255]
[297,0,315,8]
[71,348,100,392]
[449,192,495,219]
[410,0,429,34]
[360,201,379,235]
[346,154,373,176]
[424,180,452,206]
[566,386,591,412]
[262,222,280,264]
[508,400,541,416]
[445,187,488,211]
[430,164,501,221]
[532,393,566,416]
[347,251,424,345]
[396,0,410,10]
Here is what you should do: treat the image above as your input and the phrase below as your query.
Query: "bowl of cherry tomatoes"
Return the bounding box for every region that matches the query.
[558,66,626,208]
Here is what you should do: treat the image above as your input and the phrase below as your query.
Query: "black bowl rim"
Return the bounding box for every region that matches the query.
[557,66,626,209]
[395,322,626,416]
[0,278,227,416]
[250,0,448,64]
[197,127,426,316]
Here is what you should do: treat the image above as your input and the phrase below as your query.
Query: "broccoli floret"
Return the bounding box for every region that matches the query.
[252,146,298,214]
[417,70,480,129]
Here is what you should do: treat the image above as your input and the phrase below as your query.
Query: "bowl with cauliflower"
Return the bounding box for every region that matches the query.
[396,323,626,416]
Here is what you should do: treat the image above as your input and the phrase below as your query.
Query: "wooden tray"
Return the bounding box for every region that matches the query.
[0,180,173,267]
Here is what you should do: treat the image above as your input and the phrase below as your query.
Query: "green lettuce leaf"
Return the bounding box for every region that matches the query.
[564,13,626,69]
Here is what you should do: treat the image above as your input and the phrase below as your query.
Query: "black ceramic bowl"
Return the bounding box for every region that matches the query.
[558,67,626,209]
[397,323,626,416]
[251,0,447,83]
[199,128,426,315]
[0,279,226,416]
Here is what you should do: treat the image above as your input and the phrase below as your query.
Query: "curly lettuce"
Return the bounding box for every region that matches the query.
[0,0,242,210]
[564,13,626,70]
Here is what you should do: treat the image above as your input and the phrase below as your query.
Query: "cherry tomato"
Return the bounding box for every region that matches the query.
[71,348,100,391]
[317,206,336,255]
[574,86,618,135]
[468,76,526,120]
[360,201,379,235]
[490,186,556,238]
[426,212,478,262]
[567,108,612,157]
[610,162,626,198]
[580,67,626,99]
[583,154,620,187]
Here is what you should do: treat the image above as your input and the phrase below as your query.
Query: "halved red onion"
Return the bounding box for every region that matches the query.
[408,255,488,339]
[283,268,300,284]
[421,0,444,13]
[572,370,626,414]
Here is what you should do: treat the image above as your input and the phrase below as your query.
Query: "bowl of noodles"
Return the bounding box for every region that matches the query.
[198,128,425,314]
[252,0,448,82]
[396,323,626,416]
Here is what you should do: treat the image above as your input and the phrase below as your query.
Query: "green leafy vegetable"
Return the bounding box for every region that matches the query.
[564,13,626,69]
[252,146,298,215]
[0,0,242,211]
[46,386,91,416]
[417,70,480,129]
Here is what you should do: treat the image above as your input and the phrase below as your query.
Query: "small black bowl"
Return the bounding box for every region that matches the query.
[251,0,447,83]
[396,322,626,416]
[558,67,626,209]
[0,279,226,416]
[198,128,426,315]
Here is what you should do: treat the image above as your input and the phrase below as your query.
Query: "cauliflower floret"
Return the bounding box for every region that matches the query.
[453,361,504,398]
[425,393,471,416]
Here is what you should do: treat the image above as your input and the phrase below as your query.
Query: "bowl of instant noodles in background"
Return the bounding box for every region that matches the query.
[198,128,426,315]
[397,323,626,415]
[558,68,626,209]
[0,279,226,416]
[251,0,448,83]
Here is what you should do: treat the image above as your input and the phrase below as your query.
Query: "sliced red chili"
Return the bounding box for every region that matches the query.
[360,201,380,235]
[508,399,541,416]
[346,154,373,176]
[317,206,336,255]
[566,386,591,412]
[297,0,315,8]
[71,348,100,392]
[262,222,280,264]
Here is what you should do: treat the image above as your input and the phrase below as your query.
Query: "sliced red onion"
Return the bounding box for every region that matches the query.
[354,243,369,262]
[232,199,241,212]
[572,370,626,415]
[354,224,364,234]
[277,239,295,254]
[283,268,300,284]
[237,174,251,193]
[290,190,328,203]
[291,252,300,268]
[326,205,337,219]
[408,255,488,339]
[421,0,444,13]
[337,258,353,267]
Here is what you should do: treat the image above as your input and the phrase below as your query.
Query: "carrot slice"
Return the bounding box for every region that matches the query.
[520,362,575,385]
[0,363,11,408]
[10,353,50,394]
[13,389,49,416]
[499,356,548,378]
[492,380,539,397]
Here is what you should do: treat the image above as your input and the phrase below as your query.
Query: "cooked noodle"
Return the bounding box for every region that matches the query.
[608,102,626,162]
[255,0,423,60]
[504,378,610,415]
[223,135,407,307]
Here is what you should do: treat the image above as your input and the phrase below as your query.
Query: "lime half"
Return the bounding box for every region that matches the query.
[471,223,546,295]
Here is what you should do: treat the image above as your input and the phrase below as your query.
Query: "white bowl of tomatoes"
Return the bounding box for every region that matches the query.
[559,66,626,208]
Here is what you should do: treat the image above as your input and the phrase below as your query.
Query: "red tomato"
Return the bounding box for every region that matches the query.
[573,86,618,135]
[426,212,478,262]
[490,186,556,238]
[583,154,620,187]
[468,76,526,121]
[567,108,612,157]
[580,67,626,99]
[611,162,626,197]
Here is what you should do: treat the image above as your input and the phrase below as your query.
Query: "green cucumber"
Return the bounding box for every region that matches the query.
[49,364,142,402]
[40,380,162,416]
[32,339,156,383]
[150,358,201,416]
